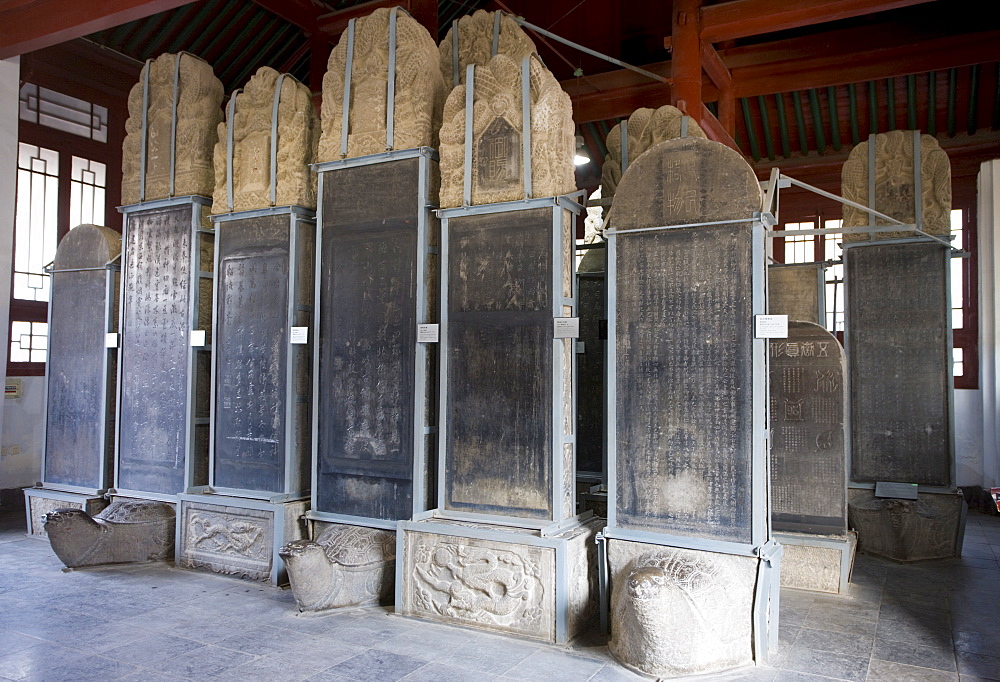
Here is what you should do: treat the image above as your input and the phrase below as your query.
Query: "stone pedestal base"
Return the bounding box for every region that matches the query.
[775,531,856,594]
[607,539,779,678]
[45,497,175,568]
[23,488,108,538]
[177,494,308,585]
[397,517,602,644]
[848,489,966,561]
[281,522,396,613]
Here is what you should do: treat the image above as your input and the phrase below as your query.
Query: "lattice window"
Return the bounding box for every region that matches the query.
[14,143,58,303]
[70,157,107,228]
[9,321,48,364]
[19,82,108,142]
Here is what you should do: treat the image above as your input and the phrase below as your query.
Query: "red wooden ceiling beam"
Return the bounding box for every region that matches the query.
[699,0,935,43]
[0,0,196,60]
[249,0,322,33]
[317,0,430,37]
[696,103,740,153]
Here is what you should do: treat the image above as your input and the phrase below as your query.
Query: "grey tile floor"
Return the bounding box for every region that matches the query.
[1,507,998,681]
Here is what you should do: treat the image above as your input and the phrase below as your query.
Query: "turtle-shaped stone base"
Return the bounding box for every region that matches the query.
[44,498,175,568]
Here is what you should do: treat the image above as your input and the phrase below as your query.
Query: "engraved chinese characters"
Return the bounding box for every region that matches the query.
[211,68,319,212]
[318,8,446,161]
[841,130,951,242]
[846,242,951,486]
[600,105,706,202]
[118,204,205,495]
[122,53,223,205]
[769,322,847,534]
[44,224,121,490]
[612,138,762,542]
[438,53,575,207]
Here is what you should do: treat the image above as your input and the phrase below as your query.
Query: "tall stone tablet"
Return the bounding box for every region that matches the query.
[770,322,847,535]
[318,8,446,161]
[600,105,706,203]
[121,53,223,205]
[841,130,951,242]
[438,10,536,86]
[612,137,761,542]
[846,241,951,486]
[438,53,575,207]
[768,264,823,325]
[576,261,605,478]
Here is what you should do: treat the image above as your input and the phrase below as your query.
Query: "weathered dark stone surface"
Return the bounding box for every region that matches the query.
[846,241,951,486]
[214,214,302,493]
[317,159,422,520]
[768,264,823,325]
[770,322,847,535]
[576,272,605,477]
[612,137,761,543]
[119,204,204,495]
[848,488,964,560]
[445,208,553,520]
[45,225,121,490]
[45,498,175,568]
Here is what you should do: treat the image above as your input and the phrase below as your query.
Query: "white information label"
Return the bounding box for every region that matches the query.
[754,314,788,339]
[554,317,580,339]
[189,329,207,347]
[105,332,119,349]
[290,326,309,344]
[417,324,439,343]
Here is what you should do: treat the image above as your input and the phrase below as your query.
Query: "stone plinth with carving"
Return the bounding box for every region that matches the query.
[438,53,575,207]
[438,10,535,86]
[848,489,965,561]
[45,498,175,568]
[281,523,395,612]
[841,130,951,242]
[25,492,107,539]
[600,105,706,203]
[777,533,857,594]
[399,518,601,643]
[122,53,223,205]
[211,68,318,213]
[318,8,445,162]
[608,540,758,678]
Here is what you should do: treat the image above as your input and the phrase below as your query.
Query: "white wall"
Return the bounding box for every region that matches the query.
[955,388,984,487]
[0,57,21,505]
[979,159,1000,490]
[1,377,44,489]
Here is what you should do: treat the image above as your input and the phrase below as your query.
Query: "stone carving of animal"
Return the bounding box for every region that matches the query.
[280,524,395,612]
[44,498,175,568]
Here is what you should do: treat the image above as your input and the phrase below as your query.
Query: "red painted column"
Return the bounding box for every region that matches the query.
[670,0,702,119]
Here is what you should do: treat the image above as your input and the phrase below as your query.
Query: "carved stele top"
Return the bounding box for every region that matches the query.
[318,8,446,162]
[612,136,761,229]
[211,68,319,213]
[600,105,707,201]
[122,53,224,205]
[438,53,575,208]
[438,10,536,87]
[53,224,122,271]
[841,130,951,242]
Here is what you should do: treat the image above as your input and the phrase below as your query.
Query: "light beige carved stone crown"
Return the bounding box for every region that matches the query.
[211,67,319,213]
[841,130,951,242]
[318,8,446,162]
[438,10,536,87]
[122,53,223,205]
[600,105,707,201]
[438,53,575,208]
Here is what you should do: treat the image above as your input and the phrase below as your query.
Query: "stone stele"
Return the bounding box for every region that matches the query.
[438,10,536,86]
[841,129,951,242]
[608,539,758,678]
[849,489,965,561]
[212,67,319,213]
[318,8,446,162]
[438,53,575,208]
[122,53,223,205]
[768,264,822,325]
[280,523,396,612]
[44,498,175,568]
[600,105,706,202]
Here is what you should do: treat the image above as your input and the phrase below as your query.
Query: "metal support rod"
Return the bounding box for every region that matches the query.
[451,18,460,86]
[463,64,475,206]
[340,18,356,158]
[521,55,532,199]
[226,90,240,212]
[139,58,151,202]
[620,118,629,173]
[269,75,288,206]
[170,53,181,197]
[491,10,501,56]
[781,174,904,226]
[913,130,922,232]
[510,16,670,85]
[386,7,399,151]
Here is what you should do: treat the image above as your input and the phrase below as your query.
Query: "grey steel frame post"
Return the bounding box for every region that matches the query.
[112,195,213,505]
[432,193,586,534]
[37,257,120,497]
[206,206,315,503]
[842,236,957,494]
[308,146,439,532]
